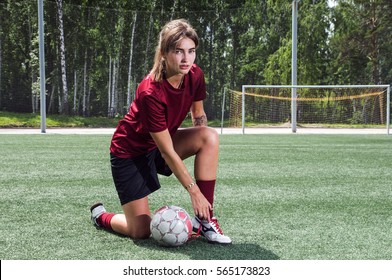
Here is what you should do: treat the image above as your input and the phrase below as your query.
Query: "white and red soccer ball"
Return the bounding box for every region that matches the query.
[150,205,193,247]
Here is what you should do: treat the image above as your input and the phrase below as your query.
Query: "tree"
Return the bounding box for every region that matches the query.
[56,0,69,114]
[330,0,392,85]
[0,8,3,110]
[126,12,138,109]
[1,0,391,119]
[297,0,331,85]
[1,0,36,112]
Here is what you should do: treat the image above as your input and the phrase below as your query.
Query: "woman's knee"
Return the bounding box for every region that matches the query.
[121,197,151,239]
[126,214,152,239]
[200,126,219,146]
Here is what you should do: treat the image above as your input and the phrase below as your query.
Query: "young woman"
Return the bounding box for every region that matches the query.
[90,19,231,244]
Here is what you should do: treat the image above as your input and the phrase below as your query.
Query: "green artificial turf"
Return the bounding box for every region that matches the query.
[0,134,391,260]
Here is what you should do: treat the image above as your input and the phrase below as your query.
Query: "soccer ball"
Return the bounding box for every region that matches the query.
[150,205,193,247]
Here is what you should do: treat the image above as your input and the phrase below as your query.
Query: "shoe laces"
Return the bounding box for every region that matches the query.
[190,218,203,240]
[210,218,223,235]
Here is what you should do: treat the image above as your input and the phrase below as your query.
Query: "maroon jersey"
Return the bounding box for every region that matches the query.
[110,64,206,158]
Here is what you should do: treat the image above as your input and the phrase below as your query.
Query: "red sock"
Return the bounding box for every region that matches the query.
[97,213,115,231]
[196,179,215,218]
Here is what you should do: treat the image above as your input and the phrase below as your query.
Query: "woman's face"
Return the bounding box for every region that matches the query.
[164,37,196,77]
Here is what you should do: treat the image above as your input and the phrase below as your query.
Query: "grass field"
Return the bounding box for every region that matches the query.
[0,133,391,260]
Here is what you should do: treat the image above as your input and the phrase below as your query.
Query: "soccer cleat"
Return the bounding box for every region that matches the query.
[90,202,106,227]
[192,216,232,245]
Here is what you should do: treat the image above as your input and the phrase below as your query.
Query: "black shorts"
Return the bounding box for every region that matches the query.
[110,148,173,205]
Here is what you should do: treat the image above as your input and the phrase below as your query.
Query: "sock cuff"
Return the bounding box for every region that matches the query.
[97,212,115,231]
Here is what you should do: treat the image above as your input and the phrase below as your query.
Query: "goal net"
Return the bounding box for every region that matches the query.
[228,85,390,133]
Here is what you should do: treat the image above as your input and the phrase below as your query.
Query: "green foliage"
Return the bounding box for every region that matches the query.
[329,0,392,84]
[264,38,292,85]
[1,0,391,118]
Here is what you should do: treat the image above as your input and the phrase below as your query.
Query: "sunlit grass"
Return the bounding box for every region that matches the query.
[0,111,121,128]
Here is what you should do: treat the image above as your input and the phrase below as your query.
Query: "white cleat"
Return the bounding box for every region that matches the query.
[90,202,106,227]
[192,216,232,245]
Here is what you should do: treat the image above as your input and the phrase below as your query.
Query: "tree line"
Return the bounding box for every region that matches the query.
[0,0,391,120]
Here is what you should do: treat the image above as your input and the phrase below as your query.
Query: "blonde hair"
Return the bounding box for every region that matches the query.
[150,19,199,82]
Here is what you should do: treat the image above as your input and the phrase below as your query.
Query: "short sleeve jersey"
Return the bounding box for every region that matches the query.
[110,64,206,158]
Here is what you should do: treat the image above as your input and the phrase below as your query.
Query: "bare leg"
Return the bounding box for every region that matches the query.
[110,196,151,239]
[172,126,219,218]
[172,126,219,180]
[171,127,231,244]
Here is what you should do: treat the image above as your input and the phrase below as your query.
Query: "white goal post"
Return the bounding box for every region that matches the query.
[227,85,390,134]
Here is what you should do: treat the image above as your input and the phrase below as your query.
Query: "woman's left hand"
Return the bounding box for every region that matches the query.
[188,186,211,221]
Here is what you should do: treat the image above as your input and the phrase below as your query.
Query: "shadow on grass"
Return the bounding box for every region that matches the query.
[133,237,279,260]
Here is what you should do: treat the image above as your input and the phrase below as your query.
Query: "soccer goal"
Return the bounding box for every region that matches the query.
[227,85,390,134]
